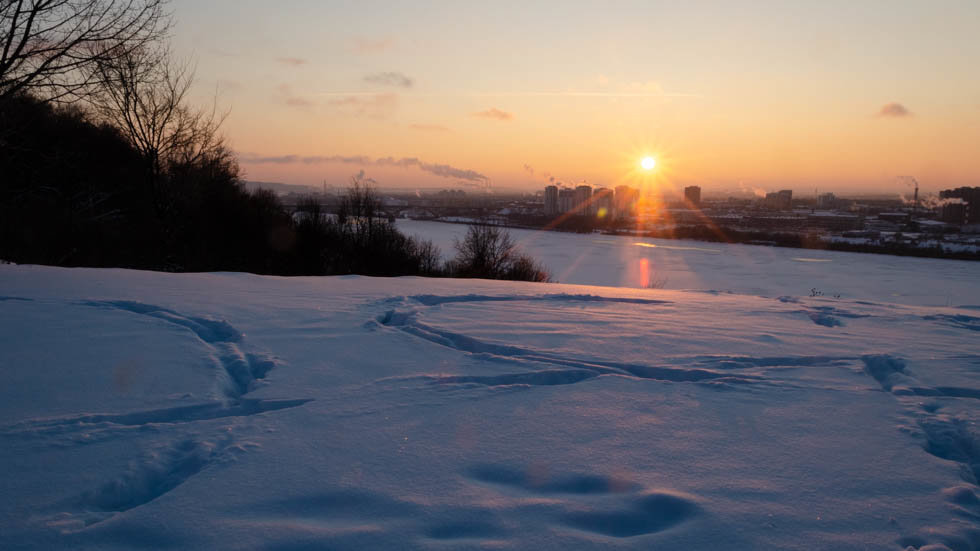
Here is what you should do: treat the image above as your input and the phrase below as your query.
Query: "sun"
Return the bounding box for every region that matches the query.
[640,156,656,170]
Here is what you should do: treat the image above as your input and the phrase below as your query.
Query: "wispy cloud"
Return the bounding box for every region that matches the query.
[285,96,313,108]
[328,93,397,118]
[473,107,513,121]
[209,47,240,58]
[216,79,243,92]
[364,72,413,88]
[238,154,488,183]
[410,123,450,132]
[877,102,912,118]
[277,84,314,109]
[350,37,393,54]
[276,57,307,66]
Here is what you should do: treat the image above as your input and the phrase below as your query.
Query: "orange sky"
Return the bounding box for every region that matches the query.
[173,1,980,194]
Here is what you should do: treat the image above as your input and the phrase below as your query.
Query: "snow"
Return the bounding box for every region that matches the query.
[2,255,979,549]
[398,219,980,307]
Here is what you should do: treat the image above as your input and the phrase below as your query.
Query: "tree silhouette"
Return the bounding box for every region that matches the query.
[0,0,169,102]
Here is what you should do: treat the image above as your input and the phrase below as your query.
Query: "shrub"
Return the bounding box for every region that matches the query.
[449,222,551,282]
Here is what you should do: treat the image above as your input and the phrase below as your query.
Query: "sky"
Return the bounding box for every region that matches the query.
[171,0,980,195]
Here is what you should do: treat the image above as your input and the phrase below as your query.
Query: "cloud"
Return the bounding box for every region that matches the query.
[364,72,413,88]
[216,79,243,92]
[238,153,488,183]
[623,81,665,94]
[410,123,450,132]
[209,47,240,58]
[877,102,912,118]
[473,107,513,121]
[350,37,393,54]
[285,96,313,108]
[277,57,307,66]
[328,93,397,118]
[277,84,314,109]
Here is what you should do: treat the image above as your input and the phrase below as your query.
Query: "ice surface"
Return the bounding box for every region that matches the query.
[398,219,980,307]
[1,263,979,550]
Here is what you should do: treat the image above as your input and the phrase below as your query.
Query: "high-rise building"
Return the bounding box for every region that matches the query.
[574,185,593,215]
[544,185,559,216]
[765,189,793,210]
[939,187,980,225]
[614,185,638,219]
[816,192,836,209]
[558,187,575,214]
[684,186,701,208]
[593,187,613,218]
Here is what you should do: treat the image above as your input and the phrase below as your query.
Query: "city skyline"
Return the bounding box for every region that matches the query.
[171,1,980,193]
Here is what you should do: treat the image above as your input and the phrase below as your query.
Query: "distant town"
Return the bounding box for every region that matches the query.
[252,181,980,260]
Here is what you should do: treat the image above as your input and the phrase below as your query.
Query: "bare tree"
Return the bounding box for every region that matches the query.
[0,0,169,102]
[452,222,517,278]
[336,175,382,239]
[90,45,224,177]
[451,222,551,281]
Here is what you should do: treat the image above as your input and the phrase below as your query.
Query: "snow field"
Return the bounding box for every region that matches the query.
[1,264,978,549]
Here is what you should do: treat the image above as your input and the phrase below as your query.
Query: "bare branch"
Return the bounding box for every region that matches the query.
[0,0,170,102]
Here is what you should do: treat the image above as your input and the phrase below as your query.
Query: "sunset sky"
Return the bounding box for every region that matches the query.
[171,0,980,195]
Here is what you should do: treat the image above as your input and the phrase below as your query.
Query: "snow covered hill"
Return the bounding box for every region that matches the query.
[1,264,978,550]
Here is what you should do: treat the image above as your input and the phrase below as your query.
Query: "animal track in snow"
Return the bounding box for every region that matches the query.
[561,490,699,538]
[376,304,762,389]
[409,293,671,307]
[3,399,312,441]
[51,437,234,529]
[923,313,980,332]
[81,300,277,399]
[435,369,600,388]
[80,439,216,514]
[468,464,639,495]
[465,463,698,538]
[859,353,980,546]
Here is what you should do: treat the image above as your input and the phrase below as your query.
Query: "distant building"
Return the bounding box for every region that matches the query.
[877,212,910,224]
[939,187,980,225]
[614,185,638,219]
[544,185,559,216]
[941,200,968,225]
[816,192,836,209]
[684,186,701,208]
[558,187,575,214]
[806,212,863,231]
[765,189,793,210]
[574,185,593,215]
[593,187,613,218]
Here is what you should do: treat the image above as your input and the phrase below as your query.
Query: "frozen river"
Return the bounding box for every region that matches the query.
[398,219,980,307]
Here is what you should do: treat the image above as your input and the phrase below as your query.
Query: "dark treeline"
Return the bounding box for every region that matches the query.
[1,93,291,273]
[0,94,550,281]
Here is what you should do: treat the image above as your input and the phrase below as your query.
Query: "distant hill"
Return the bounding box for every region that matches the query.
[244,181,321,195]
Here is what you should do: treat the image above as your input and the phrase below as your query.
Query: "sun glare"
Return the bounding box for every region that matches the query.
[641,156,656,170]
